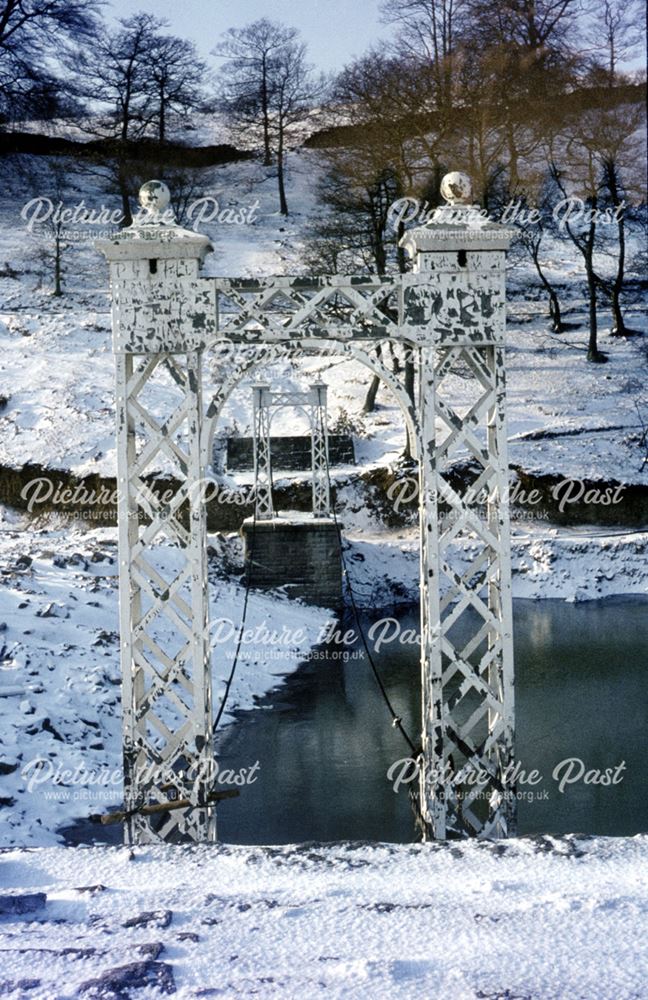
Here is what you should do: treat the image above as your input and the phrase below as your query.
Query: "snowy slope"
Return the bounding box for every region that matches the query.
[1,150,646,485]
[1,146,647,857]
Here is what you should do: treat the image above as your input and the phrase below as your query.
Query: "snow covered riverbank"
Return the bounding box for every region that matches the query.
[1,835,647,999]
[343,523,648,606]
[0,523,330,848]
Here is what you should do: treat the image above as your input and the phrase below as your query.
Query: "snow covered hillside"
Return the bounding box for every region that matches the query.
[0,151,646,484]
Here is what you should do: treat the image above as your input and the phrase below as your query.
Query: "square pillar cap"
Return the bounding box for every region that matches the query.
[95,179,212,262]
[399,171,517,256]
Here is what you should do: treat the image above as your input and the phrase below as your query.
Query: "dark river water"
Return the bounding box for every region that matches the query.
[214,597,648,843]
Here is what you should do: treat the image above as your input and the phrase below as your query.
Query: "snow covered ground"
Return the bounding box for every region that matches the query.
[341,523,648,604]
[1,145,647,996]
[0,509,645,851]
[1,835,647,999]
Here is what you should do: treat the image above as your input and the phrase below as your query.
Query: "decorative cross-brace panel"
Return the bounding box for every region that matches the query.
[97,172,517,844]
[251,383,274,520]
[114,349,214,844]
[417,342,515,838]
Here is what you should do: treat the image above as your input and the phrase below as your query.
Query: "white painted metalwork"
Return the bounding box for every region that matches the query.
[250,382,330,520]
[251,382,274,520]
[310,382,330,517]
[97,174,517,845]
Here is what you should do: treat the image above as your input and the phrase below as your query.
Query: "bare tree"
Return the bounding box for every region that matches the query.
[270,40,325,215]
[585,0,644,87]
[0,0,101,125]
[215,20,324,214]
[467,0,580,58]
[73,14,209,225]
[511,175,571,332]
[26,158,72,296]
[71,13,161,224]
[380,0,470,112]
[594,102,646,335]
[146,34,209,144]
[214,19,299,167]
[75,13,161,144]
[550,157,606,361]
[308,150,403,275]
[333,48,441,193]
[460,0,582,197]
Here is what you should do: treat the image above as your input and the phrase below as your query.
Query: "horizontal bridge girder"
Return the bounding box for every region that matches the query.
[109,269,506,353]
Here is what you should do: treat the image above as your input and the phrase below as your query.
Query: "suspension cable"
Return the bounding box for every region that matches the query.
[211,408,427,837]
[318,407,420,757]
[212,503,257,732]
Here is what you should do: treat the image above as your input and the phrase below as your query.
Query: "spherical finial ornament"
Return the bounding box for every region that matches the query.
[440,171,472,206]
[138,179,171,214]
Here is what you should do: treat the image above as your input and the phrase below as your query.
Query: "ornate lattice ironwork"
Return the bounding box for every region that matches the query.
[97,174,516,845]
[418,344,515,839]
[114,350,214,844]
[250,383,330,520]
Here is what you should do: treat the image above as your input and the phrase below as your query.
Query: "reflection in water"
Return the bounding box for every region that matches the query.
[215,597,648,843]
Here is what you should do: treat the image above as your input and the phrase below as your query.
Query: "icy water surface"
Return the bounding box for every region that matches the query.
[215,597,648,843]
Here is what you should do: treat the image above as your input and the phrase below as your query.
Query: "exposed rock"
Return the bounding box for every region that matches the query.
[0,979,40,994]
[135,941,164,959]
[40,717,65,741]
[122,909,172,929]
[77,960,175,997]
[0,892,46,915]
[36,601,69,619]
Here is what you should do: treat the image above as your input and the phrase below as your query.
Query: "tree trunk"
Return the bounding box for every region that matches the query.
[610,289,627,336]
[362,344,383,414]
[607,164,629,336]
[506,119,519,193]
[583,207,606,362]
[396,219,407,274]
[362,375,380,414]
[118,159,132,228]
[261,56,272,167]
[402,359,415,460]
[53,234,62,296]
[531,243,565,332]
[586,248,605,362]
[159,84,166,143]
[548,288,563,333]
[277,134,288,216]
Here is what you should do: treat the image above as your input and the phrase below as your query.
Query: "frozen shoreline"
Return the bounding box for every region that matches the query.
[343,522,648,605]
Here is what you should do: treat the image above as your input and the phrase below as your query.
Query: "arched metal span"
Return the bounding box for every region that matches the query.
[200,340,420,472]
